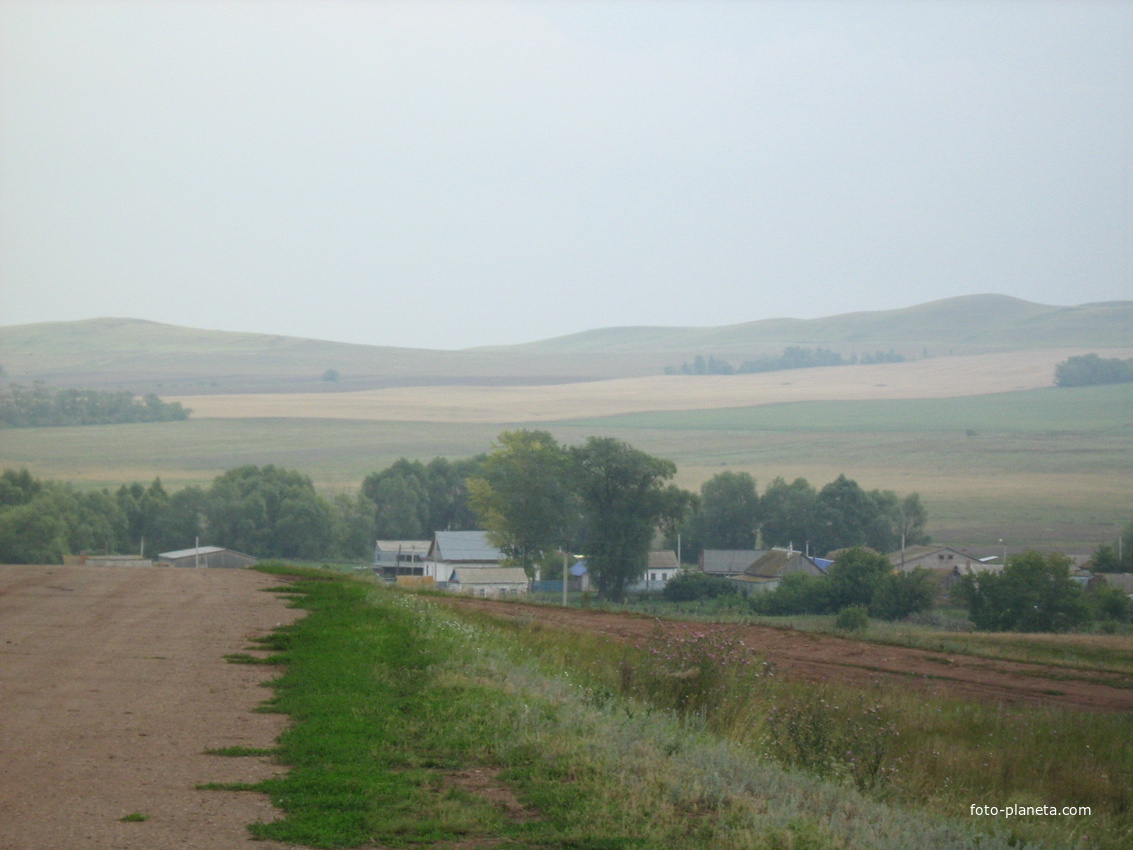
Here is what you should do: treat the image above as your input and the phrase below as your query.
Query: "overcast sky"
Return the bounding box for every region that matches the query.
[2,1,1130,349]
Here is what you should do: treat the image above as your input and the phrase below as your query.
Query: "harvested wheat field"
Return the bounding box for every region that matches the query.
[169,349,1108,424]
[0,565,303,850]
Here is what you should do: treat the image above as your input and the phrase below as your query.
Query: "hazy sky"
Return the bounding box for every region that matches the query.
[2,1,1130,349]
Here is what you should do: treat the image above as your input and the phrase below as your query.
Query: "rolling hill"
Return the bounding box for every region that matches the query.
[0,295,1129,393]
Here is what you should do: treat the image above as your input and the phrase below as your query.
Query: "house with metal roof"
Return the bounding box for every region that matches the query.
[423,531,505,583]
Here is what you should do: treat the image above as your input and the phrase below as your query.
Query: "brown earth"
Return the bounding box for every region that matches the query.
[0,564,305,850]
[437,597,1133,713]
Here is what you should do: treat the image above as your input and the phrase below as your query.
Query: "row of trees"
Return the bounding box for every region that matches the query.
[0,382,190,427]
[664,347,906,376]
[677,470,928,557]
[0,433,930,601]
[1054,353,1133,387]
[0,466,375,564]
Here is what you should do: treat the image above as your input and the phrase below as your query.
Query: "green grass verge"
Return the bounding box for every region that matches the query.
[210,566,1114,849]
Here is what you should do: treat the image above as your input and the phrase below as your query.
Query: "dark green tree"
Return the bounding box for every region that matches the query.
[952,551,1090,632]
[570,437,676,602]
[824,546,891,611]
[811,475,877,556]
[870,568,936,620]
[759,477,817,549]
[693,471,760,550]
[467,430,576,576]
[206,465,331,559]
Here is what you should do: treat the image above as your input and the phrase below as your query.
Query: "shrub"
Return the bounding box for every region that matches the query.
[661,571,736,602]
[765,686,899,792]
[835,605,870,632]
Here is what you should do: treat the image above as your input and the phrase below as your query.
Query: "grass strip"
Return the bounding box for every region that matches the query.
[213,566,1082,849]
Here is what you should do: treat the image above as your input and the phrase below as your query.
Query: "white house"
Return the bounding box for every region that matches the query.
[630,550,681,591]
[423,530,504,584]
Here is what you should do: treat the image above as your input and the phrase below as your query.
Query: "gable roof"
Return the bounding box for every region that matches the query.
[428,531,503,563]
[158,545,230,560]
[745,548,823,578]
[701,550,766,575]
[647,550,679,570]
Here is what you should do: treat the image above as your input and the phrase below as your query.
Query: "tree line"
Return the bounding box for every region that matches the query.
[0,432,929,601]
[0,382,190,427]
[664,347,906,375]
[1054,353,1133,387]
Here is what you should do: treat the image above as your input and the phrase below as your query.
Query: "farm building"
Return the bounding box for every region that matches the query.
[423,530,504,584]
[156,546,256,569]
[730,548,825,594]
[700,549,768,577]
[887,545,995,574]
[448,567,529,597]
[373,540,430,579]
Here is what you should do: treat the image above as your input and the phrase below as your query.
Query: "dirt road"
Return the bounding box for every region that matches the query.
[0,565,304,850]
[438,597,1133,713]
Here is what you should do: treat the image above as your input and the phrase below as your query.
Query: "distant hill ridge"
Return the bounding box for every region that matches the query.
[1,295,1129,393]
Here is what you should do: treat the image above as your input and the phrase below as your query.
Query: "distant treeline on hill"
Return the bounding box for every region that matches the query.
[665,346,906,376]
[0,382,190,428]
[1054,353,1133,388]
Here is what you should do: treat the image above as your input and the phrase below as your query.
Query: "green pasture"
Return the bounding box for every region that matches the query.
[1,384,1129,549]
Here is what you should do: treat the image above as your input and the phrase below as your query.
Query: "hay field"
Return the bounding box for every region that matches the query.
[168,349,1097,424]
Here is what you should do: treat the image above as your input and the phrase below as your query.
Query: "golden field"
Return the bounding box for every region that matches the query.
[169,349,1105,424]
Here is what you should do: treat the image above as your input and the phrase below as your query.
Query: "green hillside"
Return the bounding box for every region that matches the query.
[1,295,1129,392]
[493,295,1133,356]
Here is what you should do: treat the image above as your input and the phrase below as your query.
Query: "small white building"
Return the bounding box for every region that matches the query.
[373,540,430,579]
[630,550,681,591]
[448,567,529,597]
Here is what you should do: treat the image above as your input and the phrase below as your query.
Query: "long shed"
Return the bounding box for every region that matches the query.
[156,546,257,569]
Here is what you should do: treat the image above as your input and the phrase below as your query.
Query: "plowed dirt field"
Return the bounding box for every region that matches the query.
[439,597,1133,713]
[0,565,303,850]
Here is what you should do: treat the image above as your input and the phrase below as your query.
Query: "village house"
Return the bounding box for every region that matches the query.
[372,540,430,579]
[729,547,825,594]
[422,530,504,584]
[887,544,999,575]
[629,550,680,591]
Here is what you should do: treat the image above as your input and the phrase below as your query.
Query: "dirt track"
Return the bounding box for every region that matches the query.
[0,565,304,850]
[438,597,1133,713]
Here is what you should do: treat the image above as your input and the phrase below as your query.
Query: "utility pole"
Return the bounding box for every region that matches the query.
[562,550,568,608]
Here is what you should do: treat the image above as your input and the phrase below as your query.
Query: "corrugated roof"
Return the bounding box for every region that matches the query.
[429,531,504,563]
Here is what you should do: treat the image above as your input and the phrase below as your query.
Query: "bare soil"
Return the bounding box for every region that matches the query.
[0,564,305,850]
[438,597,1133,713]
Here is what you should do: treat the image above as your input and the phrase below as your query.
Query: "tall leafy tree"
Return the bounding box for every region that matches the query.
[570,437,676,602]
[468,430,576,575]
[759,477,817,550]
[694,471,761,549]
[953,551,1090,632]
[206,465,331,559]
[811,475,878,556]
